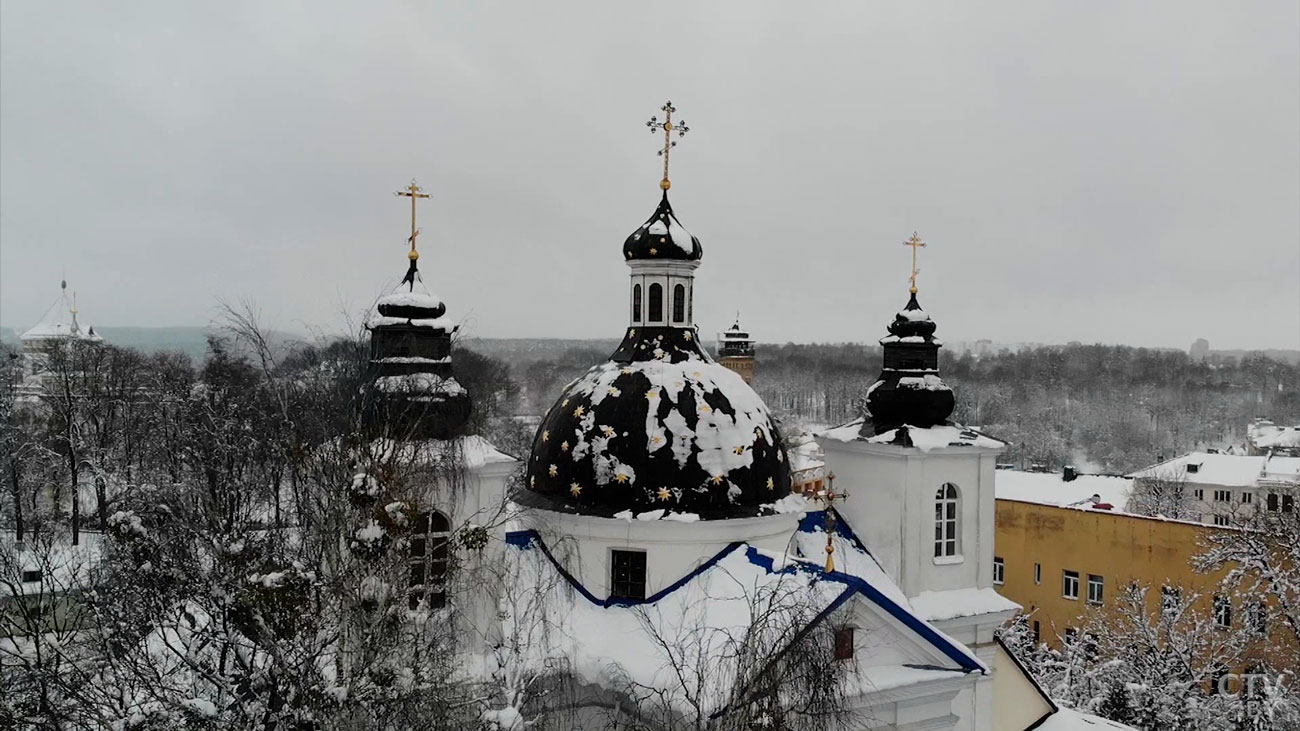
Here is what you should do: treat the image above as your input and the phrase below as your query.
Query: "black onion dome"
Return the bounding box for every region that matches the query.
[863,293,955,434]
[376,260,447,319]
[623,192,703,262]
[520,327,791,520]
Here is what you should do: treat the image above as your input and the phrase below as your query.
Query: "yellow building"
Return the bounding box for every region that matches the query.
[993,470,1293,668]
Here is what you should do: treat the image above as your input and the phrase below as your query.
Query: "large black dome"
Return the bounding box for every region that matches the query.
[521,327,791,519]
[623,193,703,262]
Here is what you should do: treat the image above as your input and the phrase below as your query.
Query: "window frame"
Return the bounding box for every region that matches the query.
[1034,562,1042,585]
[933,483,960,561]
[1213,594,1232,630]
[610,549,648,601]
[409,510,451,610]
[1087,574,1104,605]
[632,283,642,323]
[647,283,664,323]
[992,556,1005,585]
[833,626,855,660]
[1063,570,1080,600]
[672,283,686,324]
[1213,489,1231,503]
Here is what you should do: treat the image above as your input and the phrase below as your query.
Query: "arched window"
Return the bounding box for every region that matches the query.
[632,283,642,323]
[672,283,686,323]
[410,510,450,609]
[934,484,959,559]
[648,283,664,323]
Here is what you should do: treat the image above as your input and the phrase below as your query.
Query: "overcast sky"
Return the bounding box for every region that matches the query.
[2,2,1297,351]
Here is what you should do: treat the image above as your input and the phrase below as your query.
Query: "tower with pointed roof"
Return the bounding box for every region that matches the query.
[716,314,756,384]
[18,280,103,397]
[816,234,1016,729]
[365,181,471,440]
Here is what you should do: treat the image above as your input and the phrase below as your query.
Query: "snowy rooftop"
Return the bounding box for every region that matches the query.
[994,471,1135,512]
[21,286,100,342]
[819,418,1005,452]
[1127,452,1300,487]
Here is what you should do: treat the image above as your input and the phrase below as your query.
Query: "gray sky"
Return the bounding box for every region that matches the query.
[2,1,1297,351]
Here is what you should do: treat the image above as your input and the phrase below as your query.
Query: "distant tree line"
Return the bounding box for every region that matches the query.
[495,340,1300,474]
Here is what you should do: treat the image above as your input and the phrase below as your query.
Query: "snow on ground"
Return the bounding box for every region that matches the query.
[994,471,1134,512]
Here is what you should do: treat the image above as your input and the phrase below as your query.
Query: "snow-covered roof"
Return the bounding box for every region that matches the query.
[1036,707,1137,730]
[370,435,517,470]
[494,512,985,716]
[21,285,100,342]
[995,471,1135,512]
[819,418,1005,452]
[1128,452,1300,488]
[1,531,103,597]
[909,587,1020,623]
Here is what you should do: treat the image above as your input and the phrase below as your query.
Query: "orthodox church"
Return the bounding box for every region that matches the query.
[15,279,103,400]
[365,105,1129,730]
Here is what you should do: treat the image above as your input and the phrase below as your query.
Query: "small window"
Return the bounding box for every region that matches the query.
[1087,574,1104,605]
[611,550,647,600]
[933,484,960,559]
[1213,514,1230,527]
[1268,493,1279,511]
[1034,563,1042,585]
[1063,570,1080,600]
[632,284,642,323]
[993,557,1005,585]
[1083,632,1099,661]
[21,569,42,583]
[1241,492,1252,504]
[1032,620,1041,644]
[647,283,664,323]
[1214,594,1232,629]
[1064,627,1078,645]
[1249,602,1267,634]
[409,510,451,609]
[1161,585,1181,612]
[1193,488,1204,501]
[833,626,855,660]
[1214,490,1231,503]
[672,283,686,323]
[1285,495,1295,513]
[1186,463,1201,474]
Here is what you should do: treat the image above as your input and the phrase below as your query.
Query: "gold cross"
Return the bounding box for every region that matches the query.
[814,472,849,573]
[903,231,927,294]
[646,101,689,191]
[395,179,431,261]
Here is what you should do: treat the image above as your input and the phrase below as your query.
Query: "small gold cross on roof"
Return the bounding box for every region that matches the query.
[396,179,431,261]
[646,101,690,191]
[903,232,927,294]
[816,472,849,573]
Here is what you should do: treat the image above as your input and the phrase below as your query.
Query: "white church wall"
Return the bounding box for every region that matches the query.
[526,509,800,599]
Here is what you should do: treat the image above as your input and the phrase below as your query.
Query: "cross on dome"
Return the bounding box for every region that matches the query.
[395,179,431,261]
[645,101,690,191]
[904,231,927,294]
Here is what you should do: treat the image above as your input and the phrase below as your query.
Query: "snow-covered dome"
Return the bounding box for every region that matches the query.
[523,331,790,519]
[526,187,788,519]
[21,280,101,343]
[623,192,703,262]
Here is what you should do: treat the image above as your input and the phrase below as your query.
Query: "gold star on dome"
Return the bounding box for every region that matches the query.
[649,247,658,255]
[646,390,659,400]
[570,483,583,497]
[621,367,634,375]
[603,426,616,437]
[700,404,712,414]
[549,464,558,477]
[651,435,664,445]
[615,472,631,484]
[684,331,692,340]
[766,477,775,491]
[711,475,724,485]
[629,329,636,337]
[657,487,672,502]
[608,387,621,396]
[693,371,702,379]
[733,445,746,455]
[561,441,570,452]
[542,430,549,442]
[659,237,667,244]
[573,405,585,418]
